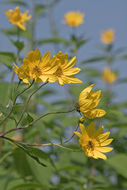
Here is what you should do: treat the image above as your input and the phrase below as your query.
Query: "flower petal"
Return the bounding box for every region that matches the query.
[101,138,113,146]
[96,147,113,153]
[87,121,95,137]
[83,109,106,119]
[94,150,107,160]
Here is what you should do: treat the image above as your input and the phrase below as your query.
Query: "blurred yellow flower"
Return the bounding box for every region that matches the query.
[102,67,117,84]
[101,29,115,44]
[14,49,58,84]
[78,84,106,119]
[64,11,84,27]
[5,7,31,30]
[74,122,113,160]
[52,51,82,85]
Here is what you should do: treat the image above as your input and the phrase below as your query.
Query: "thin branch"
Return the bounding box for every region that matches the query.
[15,82,48,127]
[0,108,75,137]
[0,81,34,126]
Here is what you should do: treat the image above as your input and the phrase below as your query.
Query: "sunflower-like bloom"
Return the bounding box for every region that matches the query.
[102,67,117,84]
[78,84,106,119]
[64,11,84,27]
[74,122,113,160]
[101,29,115,44]
[14,49,58,84]
[5,7,31,30]
[52,51,82,85]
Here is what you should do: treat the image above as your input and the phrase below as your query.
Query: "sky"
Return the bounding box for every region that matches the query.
[0,0,127,102]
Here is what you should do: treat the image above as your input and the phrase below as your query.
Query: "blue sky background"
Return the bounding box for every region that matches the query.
[0,0,127,102]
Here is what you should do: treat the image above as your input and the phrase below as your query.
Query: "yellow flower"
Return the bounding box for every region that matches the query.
[102,67,117,84]
[14,49,58,84]
[78,84,106,119]
[64,11,84,27]
[52,51,82,85]
[74,122,113,160]
[5,7,31,30]
[101,29,115,44]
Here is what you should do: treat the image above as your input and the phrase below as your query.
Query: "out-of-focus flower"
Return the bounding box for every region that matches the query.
[102,67,117,84]
[64,11,84,27]
[101,29,115,44]
[74,122,113,160]
[5,7,31,30]
[14,49,58,84]
[52,51,82,85]
[78,84,106,119]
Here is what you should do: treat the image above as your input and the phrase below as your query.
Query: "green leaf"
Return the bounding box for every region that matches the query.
[107,154,127,178]
[0,52,15,67]
[8,183,49,190]
[81,56,108,64]
[9,39,24,51]
[4,0,28,7]
[12,141,47,167]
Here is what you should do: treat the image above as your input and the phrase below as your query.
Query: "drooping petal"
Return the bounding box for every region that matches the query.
[94,150,107,160]
[63,76,82,84]
[83,109,106,119]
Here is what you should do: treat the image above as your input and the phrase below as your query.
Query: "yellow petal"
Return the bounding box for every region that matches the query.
[87,121,95,137]
[74,131,81,138]
[63,67,80,76]
[78,84,94,105]
[98,132,110,142]
[80,123,88,136]
[101,138,113,146]
[62,56,76,70]
[83,109,106,119]
[94,126,104,137]
[94,150,107,160]
[41,51,51,66]
[63,76,82,84]
[96,147,113,153]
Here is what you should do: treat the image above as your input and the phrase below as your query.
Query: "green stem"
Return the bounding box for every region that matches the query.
[1,136,80,152]
[15,82,48,127]
[0,108,75,137]
[0,81,34,127]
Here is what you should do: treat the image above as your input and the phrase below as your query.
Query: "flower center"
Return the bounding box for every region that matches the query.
[87,140,94,150]
[32,66,41,76]
[55,67,62,77]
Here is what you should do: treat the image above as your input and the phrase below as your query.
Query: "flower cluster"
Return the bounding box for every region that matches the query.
[14,49,82,85]
[5,7,31,30]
